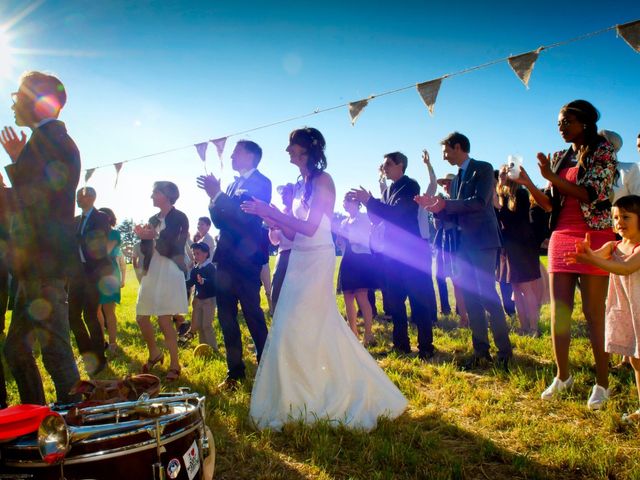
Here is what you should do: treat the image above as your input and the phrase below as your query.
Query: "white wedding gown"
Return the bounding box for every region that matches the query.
[249,199,408,431]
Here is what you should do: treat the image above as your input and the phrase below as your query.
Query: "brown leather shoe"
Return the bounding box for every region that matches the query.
[217,378,241,392]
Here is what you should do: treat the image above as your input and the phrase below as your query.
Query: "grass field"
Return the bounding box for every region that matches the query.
[2,260,640,480]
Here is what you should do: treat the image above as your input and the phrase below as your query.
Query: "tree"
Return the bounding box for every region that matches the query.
[117,218,138,263]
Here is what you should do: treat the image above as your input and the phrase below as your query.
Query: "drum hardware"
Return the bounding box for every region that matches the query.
[151,417,166,480]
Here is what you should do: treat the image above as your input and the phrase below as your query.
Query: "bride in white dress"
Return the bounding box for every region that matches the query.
[241,127,407,431]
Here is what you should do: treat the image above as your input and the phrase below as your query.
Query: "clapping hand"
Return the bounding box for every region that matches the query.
[422,149,430,165]
[196,274,204,285]
[415,193,444,213]
[134,223,155,240]
[240,197,278,219]
[536,152,552,180]
[196,174,221,199]
[347,187,371,204]
[565,233,592,265]
[0,127,27,163]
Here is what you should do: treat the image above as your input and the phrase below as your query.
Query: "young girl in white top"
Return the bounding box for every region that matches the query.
[566,194,640,421]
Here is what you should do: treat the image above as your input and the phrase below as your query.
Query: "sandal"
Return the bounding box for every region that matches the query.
[141,352,164,373]
[166,367,181,382]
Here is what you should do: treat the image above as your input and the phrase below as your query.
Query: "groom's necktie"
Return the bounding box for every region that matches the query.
[227,176,242,196]
[454,168,463,198]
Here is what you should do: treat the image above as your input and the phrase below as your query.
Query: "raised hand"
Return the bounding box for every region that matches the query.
[196,174,221,199]
[565,233,592,264]
[536,152,552,180]
[0,126,27,162]
[422,149,430,165]
[196,273,204,285]
[134,223,155,240]
[347,186,371,204]
[414,193,444,213]
[510,166,532,186]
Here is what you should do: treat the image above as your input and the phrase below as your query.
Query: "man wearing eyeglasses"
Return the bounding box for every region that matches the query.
[0,71,81,405]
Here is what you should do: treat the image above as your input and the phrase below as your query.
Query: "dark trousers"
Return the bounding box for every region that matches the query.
[68,266,105,365]
[434,247,451,314]
[270,249,291,310]
[4,278,80,405]
[0,354,6,408]
[384,248,437,355]
[457,248,512,359]
[499,280,516,316]
[216,263,268,380]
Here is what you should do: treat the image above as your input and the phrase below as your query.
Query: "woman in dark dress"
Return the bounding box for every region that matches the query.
[496,166,541,335]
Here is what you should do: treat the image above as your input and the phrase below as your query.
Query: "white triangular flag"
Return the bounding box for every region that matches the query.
[348,99,369,126]
[508,48,542,88]
[195,142,208,162]
[617,19,640,53]
[84,168,95,183]
[416,78,443,116]
[114,162,123,188]
[210,137,227,160]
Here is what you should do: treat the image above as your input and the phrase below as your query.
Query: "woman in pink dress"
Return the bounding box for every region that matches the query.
[514,100,617,409]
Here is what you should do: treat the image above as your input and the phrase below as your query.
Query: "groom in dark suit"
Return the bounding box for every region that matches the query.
[198,140,271,389]
[419,132,512,368]
[350,152,437,360]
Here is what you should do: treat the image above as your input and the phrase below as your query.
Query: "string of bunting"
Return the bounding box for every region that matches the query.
[83,19,640,186]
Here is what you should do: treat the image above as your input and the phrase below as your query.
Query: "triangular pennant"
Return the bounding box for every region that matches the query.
[210,137,227,160]
[416,78,443,116]
[195,142,208,162]
[84,168,95,183]
[114,162,123,188]
[617,19,640,53]
[508,48,542,88]
[348,99,369,126]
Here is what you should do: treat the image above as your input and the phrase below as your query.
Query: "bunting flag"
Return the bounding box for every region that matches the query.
[195,142,208,162]
[84,168,95,183]
[617,19,640,53]
[416,78,443,116]
[114,162,123,188]
[211,137,227,171]
[348,99,369,125]
[508,48,542,88]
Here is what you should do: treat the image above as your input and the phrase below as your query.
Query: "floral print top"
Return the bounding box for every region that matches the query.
[549,140,617,230]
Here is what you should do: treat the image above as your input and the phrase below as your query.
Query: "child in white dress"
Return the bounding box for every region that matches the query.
[566,195,640,421]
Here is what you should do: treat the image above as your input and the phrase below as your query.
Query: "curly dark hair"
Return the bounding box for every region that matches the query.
[289,127,327,206]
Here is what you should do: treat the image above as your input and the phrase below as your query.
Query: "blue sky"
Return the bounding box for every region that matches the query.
[1,0,639,230]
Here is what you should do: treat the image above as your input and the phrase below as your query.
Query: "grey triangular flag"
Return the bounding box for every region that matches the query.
[617,19,640,53]
[348,99,369,126]
[416,78,443,116]
[195,142,208,162]
[508,48,542,88]
[84,168,95,183]
[114,162,123,188]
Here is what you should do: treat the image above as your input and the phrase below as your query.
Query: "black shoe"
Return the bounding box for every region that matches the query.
[217,377,243,392]
[418,349,436,361]
[460,353,493,371]
[496,356,512,372]
[379,347,411,358]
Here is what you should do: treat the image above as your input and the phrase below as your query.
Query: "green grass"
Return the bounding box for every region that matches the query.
[2,261,640,479]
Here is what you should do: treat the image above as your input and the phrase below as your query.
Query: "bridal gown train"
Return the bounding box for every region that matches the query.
[250,199,408,431]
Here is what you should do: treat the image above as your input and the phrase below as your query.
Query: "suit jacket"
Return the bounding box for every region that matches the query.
[440,158,501,250]
[74,208,113,278]
[366,175,426,267]
[141,207,189,274]
[4,120,80,280]
[209,169,272,271]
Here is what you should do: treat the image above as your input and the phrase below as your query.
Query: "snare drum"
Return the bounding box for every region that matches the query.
[0,392,214,480]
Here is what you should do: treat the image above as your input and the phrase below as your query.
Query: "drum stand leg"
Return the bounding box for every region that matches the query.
[152,418,166,480]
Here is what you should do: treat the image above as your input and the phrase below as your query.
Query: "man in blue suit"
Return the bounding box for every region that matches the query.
[198,140,271,389]
[417,132,512,368]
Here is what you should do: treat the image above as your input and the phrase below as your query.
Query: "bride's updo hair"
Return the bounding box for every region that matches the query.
[289,127,327,206]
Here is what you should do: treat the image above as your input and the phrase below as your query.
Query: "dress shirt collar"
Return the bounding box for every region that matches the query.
[35,118,57,128]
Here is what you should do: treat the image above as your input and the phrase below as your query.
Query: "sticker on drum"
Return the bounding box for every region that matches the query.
[167,458,181,479]
[182,440,201,480]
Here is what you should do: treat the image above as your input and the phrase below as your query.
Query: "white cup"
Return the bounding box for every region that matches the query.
[507,155,523,180]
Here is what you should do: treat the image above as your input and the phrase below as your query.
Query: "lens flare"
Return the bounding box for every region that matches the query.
[0,27,15,80]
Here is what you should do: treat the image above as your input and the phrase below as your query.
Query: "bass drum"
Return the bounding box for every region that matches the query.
[1,395,214,480]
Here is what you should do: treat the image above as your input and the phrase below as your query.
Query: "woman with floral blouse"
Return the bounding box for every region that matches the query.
[514,100,617,409]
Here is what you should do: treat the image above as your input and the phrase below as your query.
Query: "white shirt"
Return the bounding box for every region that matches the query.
[612,162,640,203]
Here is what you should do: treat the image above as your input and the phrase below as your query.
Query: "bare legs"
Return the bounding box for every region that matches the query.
[260,263,273,315]
[137,314,180,372]
[512,279,541,335]
[549,272,609,388]
[101,303,118,347]
[343,289,374,344]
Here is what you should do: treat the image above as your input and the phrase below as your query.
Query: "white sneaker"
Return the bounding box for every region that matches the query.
[541,375,574,400]
[587,384,610,410]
